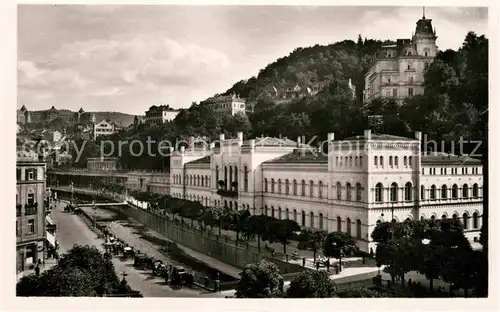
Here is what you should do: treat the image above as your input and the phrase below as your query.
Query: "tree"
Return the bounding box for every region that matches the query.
[235,260,283,298]
[265,219,300,255]
[297,229,327,263]
[286,270,337,298]
[16,245,136,297]
[322,232,358,270]
[247,214,270,252]
[338,287,382,298]
[417,242,446,292]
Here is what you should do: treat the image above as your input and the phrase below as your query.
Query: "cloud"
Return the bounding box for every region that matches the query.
[18,60,88,90]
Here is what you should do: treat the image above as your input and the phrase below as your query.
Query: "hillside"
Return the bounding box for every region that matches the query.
[90,111,137,127]
[222,37,393,104]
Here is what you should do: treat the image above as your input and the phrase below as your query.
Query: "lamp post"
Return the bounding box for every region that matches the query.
[70,181,74,205]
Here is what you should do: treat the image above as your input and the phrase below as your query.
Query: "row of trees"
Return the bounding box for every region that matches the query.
[130,190,302,255]
[235,259,381,298]
[17,245,141,297]
[371,218,486,297]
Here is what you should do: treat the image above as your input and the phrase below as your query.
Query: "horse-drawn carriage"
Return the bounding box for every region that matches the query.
[152,260,166,277]
[64,204,75,213]
[122,246,135,259]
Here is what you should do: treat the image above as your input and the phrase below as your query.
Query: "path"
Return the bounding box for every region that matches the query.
[52,202,206,297]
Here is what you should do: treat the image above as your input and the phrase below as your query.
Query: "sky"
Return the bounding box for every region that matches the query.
[18,5,488,115]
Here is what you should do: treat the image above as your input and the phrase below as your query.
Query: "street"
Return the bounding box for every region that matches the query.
[51,202,207,297]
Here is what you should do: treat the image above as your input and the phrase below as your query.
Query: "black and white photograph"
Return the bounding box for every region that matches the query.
[1,0,497,309]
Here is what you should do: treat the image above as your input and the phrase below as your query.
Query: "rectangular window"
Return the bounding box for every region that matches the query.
[16,221,20,237]
[27,219,35,235]
[27,193,35,205]
[392,89,397,97]
[27,169,34,180]
[17,169,21,180]
[408,88,414,97]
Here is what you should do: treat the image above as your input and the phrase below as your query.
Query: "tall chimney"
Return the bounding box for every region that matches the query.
[364,129,372,140]
[219,133,225,143]
[415,131,422,141]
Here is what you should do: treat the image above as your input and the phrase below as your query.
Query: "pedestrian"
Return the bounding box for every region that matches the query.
[326,259,330,272]
[34,265,40,277]
[302,257,306,267]
[316,260,320,271]
[370,248,374,258]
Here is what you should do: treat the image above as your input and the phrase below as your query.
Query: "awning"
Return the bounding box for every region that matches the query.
[45,215,55,226]
[46,231,56,247]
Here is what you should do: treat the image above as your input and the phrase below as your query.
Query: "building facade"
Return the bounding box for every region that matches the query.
[16,150,47,273]
[170,130,483,252]
[363,13,438,103]
[145,105,180,125]
[93,119,118,139]
[201,94,246,117]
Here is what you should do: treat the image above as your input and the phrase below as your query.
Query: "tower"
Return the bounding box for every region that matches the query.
[91,113,96,124]
[77,107,85,122]
[412,8,438,57]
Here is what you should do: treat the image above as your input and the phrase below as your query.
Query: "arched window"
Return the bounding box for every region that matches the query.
[473,183,479,198]
[356,183,362,201]
[380,156,384,167]
[293,179,297,195]
[346,218,352,236]
[356,220,362,239]
[463,213,469,229]
[346,183,352,201]
[224,166,228,189]
[278,207,282,220]
[264,178,268,192]
[463,184,469,198]
[430,215,436,221]
[309,180,314,197]
[301,180,306,196]
[244,166,249,192]
[229,201,233,210]
[319,213,324,230]
[318,181,323,198]
[441,214,447,220]
[229,166,233,186]
[285,208,289,219]
[389,156,393,166]
[216,165,219,184]
[421,185,425,200]
[234,166,238,187]
[404,182,412,201]
[278,179,282,194]
[409,156,412,167]
[441,185,448,199]
[265,205,269,216]
[375,183,383,202]
[452,213,458,220]
[390,183,398,202]
[452,184,458,199]
[285,179,290,195]
[271,179,275,193]
[301,211,306,226]
[337,216,342,232]
[395,156,399,167]
[200,175,204,187]
[336,182,342,200]
[404,156,408,167]
[473,212,479,228]
[310,212,315,228]
[430,185,436,199]
[293,209,297,222]
[271,206,275,218]
[374,156,378,166]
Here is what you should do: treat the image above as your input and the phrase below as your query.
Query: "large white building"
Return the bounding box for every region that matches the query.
[169,130,483,252]
[200,93,246,117]
[145,105,180,125]
[363,13,438,103]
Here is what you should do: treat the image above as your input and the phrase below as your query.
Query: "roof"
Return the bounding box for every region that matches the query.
[415,18,435,36]
[78,107,85,113]
[421,153,481,165]
[253,136,298,148]
[20,105,27,111]
[264,149,328,164]
[186,156,211,165]
[343,134,415,141]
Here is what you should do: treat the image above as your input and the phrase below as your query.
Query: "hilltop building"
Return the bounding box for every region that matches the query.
[18,105,94,125]
[145,105,180,125]
[93,119,119,140]
[363,12,438,103]
[170,130,483,252]
[201,93,246,117]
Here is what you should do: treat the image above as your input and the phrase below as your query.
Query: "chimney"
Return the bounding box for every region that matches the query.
[327,133,335,142]
[415,131,422,141]
[190,136,195,149]
[249,139,256,149]
[364,129,372,140]
[219,133,225,143]
[237,132,243,144]
[297,136,301,147]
